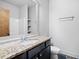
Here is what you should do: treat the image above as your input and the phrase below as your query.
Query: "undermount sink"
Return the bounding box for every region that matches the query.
[20,39,38,46]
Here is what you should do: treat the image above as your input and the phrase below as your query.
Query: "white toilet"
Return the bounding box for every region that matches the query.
[51,46,61,59]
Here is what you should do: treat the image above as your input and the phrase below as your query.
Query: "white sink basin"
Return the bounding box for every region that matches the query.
[20,40,38,46]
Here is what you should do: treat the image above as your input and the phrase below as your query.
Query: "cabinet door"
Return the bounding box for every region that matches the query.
[31,55,39,59]
[0,8,9,37]
[12,52,27,59]
[39,46,50,59]
[28,43,45,59]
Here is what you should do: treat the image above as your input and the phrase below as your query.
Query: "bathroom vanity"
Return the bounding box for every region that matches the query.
[12,40,50,59]
[0,36,51,59]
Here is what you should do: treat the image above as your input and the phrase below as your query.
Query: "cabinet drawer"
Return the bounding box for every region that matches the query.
[28,43,45,59]
[45,40,51,47]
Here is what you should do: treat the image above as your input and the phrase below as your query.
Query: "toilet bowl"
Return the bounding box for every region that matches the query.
[51,46,61,59]
[51,46,61,54]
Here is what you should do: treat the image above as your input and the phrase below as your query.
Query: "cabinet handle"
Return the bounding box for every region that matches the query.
[36,57,39,59]
[40,54,42,57]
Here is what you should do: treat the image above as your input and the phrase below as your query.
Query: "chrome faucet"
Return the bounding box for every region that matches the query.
[21,35,27,41]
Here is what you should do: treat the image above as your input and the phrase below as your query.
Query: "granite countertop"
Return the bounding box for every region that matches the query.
[0,35,50,59]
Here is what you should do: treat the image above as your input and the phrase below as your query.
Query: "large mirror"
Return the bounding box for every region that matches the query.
[0,0,39,39]
[27,0,39,34]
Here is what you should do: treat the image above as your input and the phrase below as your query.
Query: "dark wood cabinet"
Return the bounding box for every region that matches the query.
[12,40,51,59]
[29,46,50,59]
[31,55,39,59]
[39,46,50,59]
[28,40,51,59]
[12,52,27,59]
[28,43,45,59]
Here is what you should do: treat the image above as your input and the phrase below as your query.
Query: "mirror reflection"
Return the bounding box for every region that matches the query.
[0,0,39,37]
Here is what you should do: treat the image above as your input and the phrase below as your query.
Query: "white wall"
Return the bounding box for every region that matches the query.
[0,0,20,36]
[19,5,28,35]
[38,0,49,36]
[49,0,79,58]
